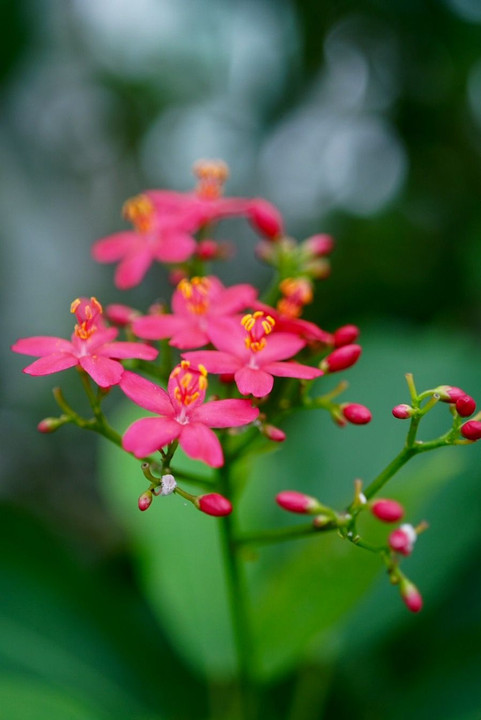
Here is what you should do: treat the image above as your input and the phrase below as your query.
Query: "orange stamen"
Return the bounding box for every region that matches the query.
[178,277,211,314]
[241,311,275,352]
[171,361,208,406]
[192,159,229,200]
[122,194,154,233]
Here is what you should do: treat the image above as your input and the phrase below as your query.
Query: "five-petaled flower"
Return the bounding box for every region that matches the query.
[11,297,158,388]
[132,275,257,349]
[121,361,259,467]
[183,311,323,397]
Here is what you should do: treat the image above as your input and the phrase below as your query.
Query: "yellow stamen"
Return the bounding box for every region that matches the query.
[192,159,229,200]
[241,312,275,352]
[122,194,154,233]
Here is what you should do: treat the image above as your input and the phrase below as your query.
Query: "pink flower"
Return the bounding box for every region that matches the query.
[121,362,259,467]
[183,311,323,398]
[92,193,198,289]
[253,301,333,345]
[132,275,257,349]
[11,297,158,388]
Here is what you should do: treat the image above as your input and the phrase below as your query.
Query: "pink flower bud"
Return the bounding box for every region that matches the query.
[197,493,233,517]
[276,490,321,514]
[371,499,404,523]
[320,344,362,373]
[247,198,284,240]
[455,395,476,417]
[263,424,286,442]
[105,303,140,326]
[303,234,334,257]
[341,403,372,425]
[461,420,481,441]
[138,491,153,511]
[389,524,417,555]
[399,578,423,613]
[333,324,360,347]
[169,268,187,286]
[37,417,62,433]
[392,404,413,419]
[436,385,466,403]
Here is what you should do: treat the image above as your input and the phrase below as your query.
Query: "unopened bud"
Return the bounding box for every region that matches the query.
[392,404,413,419]
[436,385,466,403]
[196,493,232,517]
[389,523,417,555]
[37,417,64,433]
[276,490,322,515]
[247,198,284,240]
[341,403,372,425]
[333,324,360,347]
[196,238,232,260]
[169,268,187,286]
[399,577,423,613]
[304,258,331,279]
[262,424,286,442]
[320,344,362,373]
[371,499,404,523]
[303,234,334,257]
[455,395,476,417]
[105,303,140,326]
[138,491,153,511]
[461,420,481,441]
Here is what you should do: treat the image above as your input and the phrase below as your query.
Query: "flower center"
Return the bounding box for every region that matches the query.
[122,194,154,233]
[277,277,313,318]
[193,159,229,200]
[71,297,103,340]
[171,360,208,406]
[241,311,275,352]
[178,277,211,315]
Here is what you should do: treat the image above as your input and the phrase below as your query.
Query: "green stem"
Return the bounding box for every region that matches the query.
[362,446,416,501]
[217,465,257,720]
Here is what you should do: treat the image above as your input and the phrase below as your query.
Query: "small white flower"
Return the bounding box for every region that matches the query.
[160,474,177,496]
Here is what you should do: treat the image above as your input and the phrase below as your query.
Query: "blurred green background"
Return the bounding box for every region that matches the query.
[2,0,481,718]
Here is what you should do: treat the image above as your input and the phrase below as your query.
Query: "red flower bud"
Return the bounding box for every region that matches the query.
[392,404,413,419]
[455,395,476,417]
[333,324,360,347]
[105,303,140,326]
[276,490,321,514]
[138,491,153,511]
[461,420,481,441]
[197,493,232,517]
[341,403,372,425]
[247,198,284,240]
[371,499,404,523]
[436,385,466,403]
[196,238,220,260]
[389,524,417,556]
[320,344,362,373]
[37,417,63,433]
[399,578,423,613]
[303,234,334,257]
[263,424,286,442]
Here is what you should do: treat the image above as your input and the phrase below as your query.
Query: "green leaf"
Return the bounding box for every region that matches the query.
[0,676,106,720]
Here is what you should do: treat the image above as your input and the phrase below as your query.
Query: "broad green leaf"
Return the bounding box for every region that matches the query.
[0,676,106,720]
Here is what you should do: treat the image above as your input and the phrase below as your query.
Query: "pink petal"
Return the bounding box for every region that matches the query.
[83,328,118,353]
[192,399,259,428]
[133,315,187,340]
[154,231,196,263]
[235,367,274,397]
[123,417,180,458]
[120,370,174,415]
[178,423,224,467]
[23,352,78,376]
[79,355,124,387]
[115,246,154,289]
[98,341,158,360]
[12,336,73,356]
[182,350,242,375]
[257,333,306,363]
[211,284,257,315]
[262,361,323,380]
[205,318,250,359]
[92,232,135,262]
[170,325,209,350]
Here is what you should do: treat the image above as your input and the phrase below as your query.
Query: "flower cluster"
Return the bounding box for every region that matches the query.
[11,160,480,616]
